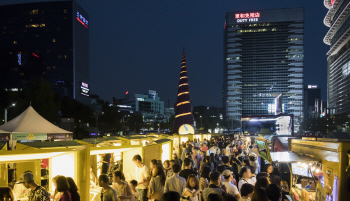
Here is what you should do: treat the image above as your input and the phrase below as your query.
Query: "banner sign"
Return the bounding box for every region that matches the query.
[255,138,272,163]
[316,183,326,201]
[47,134,73,140]
[0,133,10,141]
[12,133,47,141]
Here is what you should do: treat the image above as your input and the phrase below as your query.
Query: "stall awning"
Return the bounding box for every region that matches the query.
[270,152,319,164]
[0,150,70,163]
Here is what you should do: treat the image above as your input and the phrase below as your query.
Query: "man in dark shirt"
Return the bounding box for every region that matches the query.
[221,156,233,171]
[179,158,197,181]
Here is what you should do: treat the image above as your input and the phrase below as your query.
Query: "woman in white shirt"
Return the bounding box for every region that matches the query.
[238,167,254,191]
[182,174,201,201]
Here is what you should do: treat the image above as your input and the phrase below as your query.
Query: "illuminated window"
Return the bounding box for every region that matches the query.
[31,9,38,15]
[40,24,45,27]
[64,55,67,59]
[14,41,17,44]
[63,9,67,13]
[28,24,39,28]
[58,55,62,59]
[20,73,24,76]
[14,68,18,71]
[47,66,51,70]
[53,39,56,42]
[53,66,56,69]
[9,52,12,54]
[35,35,39,37]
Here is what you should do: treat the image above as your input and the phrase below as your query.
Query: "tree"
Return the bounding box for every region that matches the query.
[7,78,60,123]
[98,102,123,134]
[127,113,143,133]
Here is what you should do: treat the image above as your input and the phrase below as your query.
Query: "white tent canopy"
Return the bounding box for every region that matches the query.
[0,106,71,134]
[0,129,10,133]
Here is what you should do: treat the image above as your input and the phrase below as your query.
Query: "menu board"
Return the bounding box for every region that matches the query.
[292,163,313,177]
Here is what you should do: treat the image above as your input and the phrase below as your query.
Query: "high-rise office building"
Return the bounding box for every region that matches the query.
[304,85,321,120]
[0,0,90,104]
[324,0,350,115]
[223,8,304,132]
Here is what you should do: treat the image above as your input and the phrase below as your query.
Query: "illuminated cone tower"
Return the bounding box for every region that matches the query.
[173,49,194,133]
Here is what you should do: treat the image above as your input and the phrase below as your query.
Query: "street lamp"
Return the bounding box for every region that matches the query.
[5,102,16,123]
[200,116,202,128]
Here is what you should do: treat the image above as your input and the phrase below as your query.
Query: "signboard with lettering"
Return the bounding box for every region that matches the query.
[12,133,47,141]
[235,12,260,23]
[0,133,10,141]
[47,134,72,141]
[80,82,90,97]
[316,183,326,201]
[76,11,88,28]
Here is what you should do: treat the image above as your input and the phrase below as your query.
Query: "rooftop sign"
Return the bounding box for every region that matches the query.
[235,12,260,23]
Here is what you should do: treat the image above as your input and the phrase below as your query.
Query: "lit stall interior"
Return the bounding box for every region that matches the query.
[79,138,142,201]
[142,139,172,171]
[0,141,84,200]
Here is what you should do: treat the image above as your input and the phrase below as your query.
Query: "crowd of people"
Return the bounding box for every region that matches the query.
[125,136,284,201]
[0,136,284,201]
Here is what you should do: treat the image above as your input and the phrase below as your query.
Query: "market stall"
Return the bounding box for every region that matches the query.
[170,134,212,156]
[0,141,88,200]
[288,138,350,201]
[142,139,172,170]
[0,106,73,149]
[79,137,143,201]
[254,137,350,201]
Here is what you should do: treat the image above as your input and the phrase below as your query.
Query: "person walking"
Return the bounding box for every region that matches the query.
[192,148,203,170]
[21,172,50,201]
[66,177,80,201]
[202,171,225,201]
[164,164,186,195]
[181,174,201,201]
[238,167,254,191]
[112,171,133,200]
[132,154,150,201]
[99,174,118,201]
[164,160,174,179]
[222,170,240,200]
[149,166,166,200]
[179,158,197,181]
[55,176,71,201]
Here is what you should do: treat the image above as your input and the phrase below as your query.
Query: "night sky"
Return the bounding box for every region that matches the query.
[6,0,329,107]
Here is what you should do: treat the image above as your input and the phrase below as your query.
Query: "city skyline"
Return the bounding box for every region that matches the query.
[1,0,329,108]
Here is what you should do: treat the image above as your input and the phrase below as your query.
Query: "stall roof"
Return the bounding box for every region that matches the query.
[0,106,72,134]
[270,151,319,164]
[80,137,121,144]
[154,139,172,144]
[20,141,83,149]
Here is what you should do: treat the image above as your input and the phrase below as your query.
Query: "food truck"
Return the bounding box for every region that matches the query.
[255,137,350,201]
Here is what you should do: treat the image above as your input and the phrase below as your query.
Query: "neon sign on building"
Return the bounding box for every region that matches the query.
[76,11,88,28]
[235,12,260,23]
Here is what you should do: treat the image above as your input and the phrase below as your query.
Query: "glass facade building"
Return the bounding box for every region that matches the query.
[0,0,90,104]
[223,8,304,131]
[324,0,350,115]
